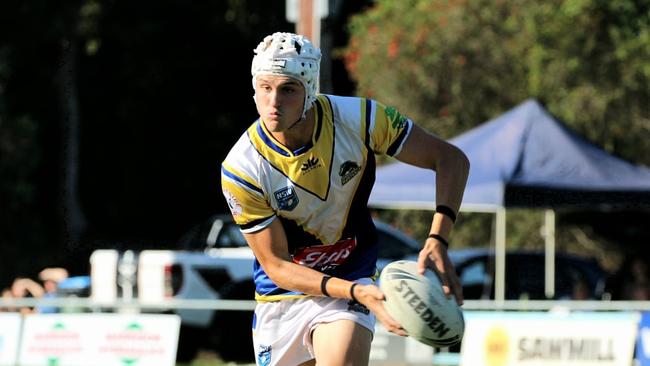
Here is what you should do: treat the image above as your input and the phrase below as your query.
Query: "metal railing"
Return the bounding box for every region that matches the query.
[2,297,649,312]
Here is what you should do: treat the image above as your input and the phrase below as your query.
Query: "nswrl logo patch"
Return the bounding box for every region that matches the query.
[274,186,299,211]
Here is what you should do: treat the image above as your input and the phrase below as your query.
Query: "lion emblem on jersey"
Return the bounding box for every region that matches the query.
[274,186,299,211]
[339,161,361,185]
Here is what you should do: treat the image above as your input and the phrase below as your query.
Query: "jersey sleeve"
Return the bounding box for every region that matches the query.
[369,100,413,156]
[221,162,275,233]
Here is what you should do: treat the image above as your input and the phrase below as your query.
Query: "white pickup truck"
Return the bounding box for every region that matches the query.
[89,215,421,362]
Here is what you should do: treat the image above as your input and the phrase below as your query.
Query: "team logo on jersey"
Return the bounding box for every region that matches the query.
[257,344,272,366]
[385,106,408,130]
[301,156,320,173]
[223,189,242,217]
[339,161,361,185]
[274,186,299,211]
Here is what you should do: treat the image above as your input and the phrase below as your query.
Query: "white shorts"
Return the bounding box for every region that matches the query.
[252,278,376,366]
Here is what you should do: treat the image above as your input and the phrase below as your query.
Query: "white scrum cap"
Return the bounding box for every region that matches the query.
[251,32,322,118]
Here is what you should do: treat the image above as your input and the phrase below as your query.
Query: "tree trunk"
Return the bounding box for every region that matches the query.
[58,38,87,250]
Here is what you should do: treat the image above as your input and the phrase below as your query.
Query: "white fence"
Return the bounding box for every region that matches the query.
[0,312,181,366]
[2,297,650,311]
[2,298,649,366]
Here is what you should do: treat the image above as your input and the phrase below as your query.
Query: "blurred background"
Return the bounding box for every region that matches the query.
[0,0,373,284]
[2,0,649,283]
[1,0,650,363]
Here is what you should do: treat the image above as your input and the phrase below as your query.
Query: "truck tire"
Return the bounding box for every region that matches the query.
[176,324,202,363]
[212,281,256,363]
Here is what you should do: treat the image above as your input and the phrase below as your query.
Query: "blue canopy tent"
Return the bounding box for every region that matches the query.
[369,99,650,301]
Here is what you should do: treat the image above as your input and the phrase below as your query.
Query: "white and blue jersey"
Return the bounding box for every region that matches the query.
[221,94,412,302]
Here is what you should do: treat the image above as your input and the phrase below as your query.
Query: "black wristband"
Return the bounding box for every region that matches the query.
[321,275,332,297]
[350,283,359,302]
[436,205,457,223]
[428,233,450,248]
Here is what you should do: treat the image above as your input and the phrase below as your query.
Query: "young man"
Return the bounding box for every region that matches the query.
[221,32,469,366]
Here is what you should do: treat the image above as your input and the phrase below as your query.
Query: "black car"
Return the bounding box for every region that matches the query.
[179,215,608,302]
[449,248,607,300]
[174,214,422,362]
[177,213,422,267]
[176,216,607,361]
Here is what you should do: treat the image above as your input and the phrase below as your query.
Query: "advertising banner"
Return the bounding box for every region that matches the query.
[0,313,21,366]
[460,311,638,366]
[370,323,434,365]
[637,312,650,366]
[18,313,180,366]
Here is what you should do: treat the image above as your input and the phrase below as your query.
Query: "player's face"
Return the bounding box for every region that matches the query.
[255,75,305,132]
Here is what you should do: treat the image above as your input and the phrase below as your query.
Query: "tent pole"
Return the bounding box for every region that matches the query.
[544,209,556,299]
[495,207,506,304]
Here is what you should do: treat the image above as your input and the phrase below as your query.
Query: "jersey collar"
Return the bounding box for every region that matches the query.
[256,100,323,157]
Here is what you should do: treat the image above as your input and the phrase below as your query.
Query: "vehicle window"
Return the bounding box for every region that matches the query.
[451,252,605,300]
[177,223,210,251]
[218,224,248,248]
[376,230,416,259]
[555,266,579,299]
[459,261,486,287]
[457,257,494,300]
[555,258,596,299]
[507,256,545,300]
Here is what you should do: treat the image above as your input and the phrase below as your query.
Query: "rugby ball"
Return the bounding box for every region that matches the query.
[379,260,464,347]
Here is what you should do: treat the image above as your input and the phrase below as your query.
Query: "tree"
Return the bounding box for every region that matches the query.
[0,0,84,285]
[0,0,293,285]
[345,0,650,164]
[345,0,650,263]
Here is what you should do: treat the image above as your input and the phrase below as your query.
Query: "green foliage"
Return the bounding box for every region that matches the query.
[345,0,650,164]
[0,115,40,211]
[0,112,52,284]
[0,0,89,285]
[345,0,529,138]
[374,209,493,249]
[0,0,293,284]
[347,0,650,259]
[382,208,544,253]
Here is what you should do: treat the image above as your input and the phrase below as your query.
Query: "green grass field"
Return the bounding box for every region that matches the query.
[176,350,254,366]
[178,359,254,366]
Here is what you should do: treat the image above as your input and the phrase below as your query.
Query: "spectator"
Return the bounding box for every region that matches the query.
[605,255,650,300]
[622,257,650,300]
[10,277,44,314]
[571,276,592,300]
[37,267,69,313]
[1,287,16,312]
[627,282,650,300]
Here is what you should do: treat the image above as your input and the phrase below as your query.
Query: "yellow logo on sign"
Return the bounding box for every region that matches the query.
[485,327,509,366]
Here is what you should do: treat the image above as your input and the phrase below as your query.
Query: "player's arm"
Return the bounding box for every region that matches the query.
[394,124,469,305]
[243,218,407,336]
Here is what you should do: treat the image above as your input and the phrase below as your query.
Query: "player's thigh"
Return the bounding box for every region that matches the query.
[312,319,372,366]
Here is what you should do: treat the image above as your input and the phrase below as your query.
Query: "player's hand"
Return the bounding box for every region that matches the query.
[354,283,408,337]
[417,239,464,306]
